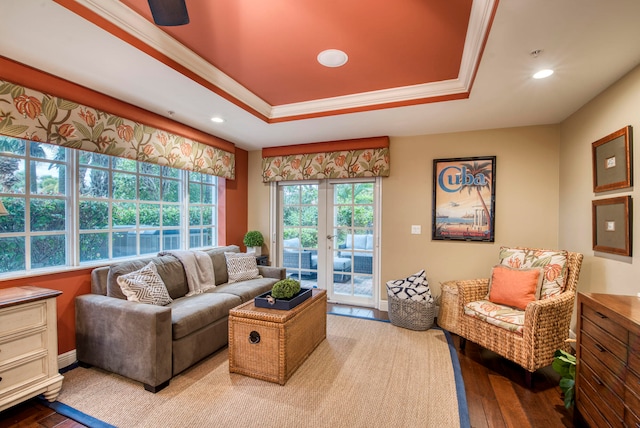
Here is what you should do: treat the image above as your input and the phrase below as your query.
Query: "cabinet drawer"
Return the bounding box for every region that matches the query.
[579,361,624,416]
[581,331,626,387]
[625,406,640,428]
[582,303,628,344]
[0,331,46,365]
[578,369,624,426]
[0,357,47,395]
[577,386,619,428]
[630,352,640,379]
[0,303,45,336]
[581,316,627,363]
[580,343,625,399]
[627,368,640,405]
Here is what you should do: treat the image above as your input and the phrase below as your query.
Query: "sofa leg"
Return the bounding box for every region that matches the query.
[144,380,170,393]
[459,337,466,351]
[77,361,92,369]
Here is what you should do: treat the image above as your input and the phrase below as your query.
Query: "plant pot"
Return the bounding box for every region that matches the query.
[247,246,261,256]
[254,288,313,310]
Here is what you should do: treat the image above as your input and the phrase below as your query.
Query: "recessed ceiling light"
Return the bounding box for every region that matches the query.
[317,49,348,68]
[211,117,224,123]
[533,69,554,79]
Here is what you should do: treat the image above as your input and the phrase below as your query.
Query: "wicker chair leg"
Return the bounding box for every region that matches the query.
[459,337,466,350]
[524,371,533,388]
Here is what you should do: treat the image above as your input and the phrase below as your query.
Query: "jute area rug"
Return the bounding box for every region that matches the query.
[56,315,467,428]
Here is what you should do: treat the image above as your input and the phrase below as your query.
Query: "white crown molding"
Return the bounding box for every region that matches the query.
[74,0,272,118]
[72,0,495,121]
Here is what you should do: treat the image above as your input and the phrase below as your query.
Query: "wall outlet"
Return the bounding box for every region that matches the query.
[411,225,421,234]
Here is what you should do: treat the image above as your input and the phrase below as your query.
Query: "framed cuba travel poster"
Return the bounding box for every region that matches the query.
[432,156,496,242]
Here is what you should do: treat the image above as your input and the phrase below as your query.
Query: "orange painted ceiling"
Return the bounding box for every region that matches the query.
[120,0,473,106]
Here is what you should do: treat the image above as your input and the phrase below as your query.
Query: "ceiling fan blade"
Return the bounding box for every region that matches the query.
[147,0,190,26]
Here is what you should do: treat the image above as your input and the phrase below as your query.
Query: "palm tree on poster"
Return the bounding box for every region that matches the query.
[459,160,493,227]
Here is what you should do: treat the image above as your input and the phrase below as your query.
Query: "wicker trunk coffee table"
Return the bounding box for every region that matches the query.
[228,288,326,385]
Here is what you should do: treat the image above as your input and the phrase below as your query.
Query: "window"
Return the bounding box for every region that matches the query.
[0,136,218,275]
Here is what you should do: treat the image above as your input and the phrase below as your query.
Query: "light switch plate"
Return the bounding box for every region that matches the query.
[411,225,421,234]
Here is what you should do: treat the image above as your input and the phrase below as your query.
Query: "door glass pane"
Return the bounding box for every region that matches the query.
[281,184,318,286]
[331,182,374,302]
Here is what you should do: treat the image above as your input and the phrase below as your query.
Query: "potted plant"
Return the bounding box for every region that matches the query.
[552,349,577,409]
[243,230,264,256]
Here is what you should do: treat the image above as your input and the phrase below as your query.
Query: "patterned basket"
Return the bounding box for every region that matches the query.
[387,294,435,331]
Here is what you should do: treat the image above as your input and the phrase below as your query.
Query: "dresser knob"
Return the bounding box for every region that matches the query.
[595,311,608,319]
[594,343,606,352]
[593,375,603,385]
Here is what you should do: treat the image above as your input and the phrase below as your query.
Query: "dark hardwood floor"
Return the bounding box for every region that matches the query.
[0,303,574,428]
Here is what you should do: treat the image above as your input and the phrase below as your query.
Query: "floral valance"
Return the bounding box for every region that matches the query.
[0,80,235,179]
[261,137,390,182]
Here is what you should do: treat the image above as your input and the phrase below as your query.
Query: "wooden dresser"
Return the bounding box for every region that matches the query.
[575,292,640,427]
[0,286,64,412]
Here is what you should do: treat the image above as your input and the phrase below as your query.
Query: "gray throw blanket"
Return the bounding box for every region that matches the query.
[158,250,216,296]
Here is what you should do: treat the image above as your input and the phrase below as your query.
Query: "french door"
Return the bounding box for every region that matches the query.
[276,179,378,307]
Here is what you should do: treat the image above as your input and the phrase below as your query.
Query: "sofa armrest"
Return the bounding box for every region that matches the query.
[258,266,286,280]
[75,294,172,389]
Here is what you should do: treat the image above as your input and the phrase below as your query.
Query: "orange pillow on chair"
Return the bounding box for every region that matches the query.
[487,265,544,310]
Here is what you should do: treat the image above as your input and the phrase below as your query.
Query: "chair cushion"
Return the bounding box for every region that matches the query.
[499,247,568,299]
[116,262,173,306]
[487,265,544,310]
[386,269,433,303]
[464,300,525,335]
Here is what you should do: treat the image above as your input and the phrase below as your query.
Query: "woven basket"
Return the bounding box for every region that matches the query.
[387,294,435,331]
[437,281,460,334]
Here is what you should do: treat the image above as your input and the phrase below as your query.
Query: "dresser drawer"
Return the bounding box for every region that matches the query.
[581,316,627,363]
[627,368,640,405]
[581,330,626,388]
[0,302,45,337]
[578,367,624,426]
[579,360,624,416]
[0,331,46,365]
[625,405,640,428]
[577,385,619,428]
[580,343,625,399]
[0,356,47,395]
[582,303,628,344]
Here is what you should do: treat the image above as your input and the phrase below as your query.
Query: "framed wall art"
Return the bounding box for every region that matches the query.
[432,156,496,242]
[592,196,632,256]
[592,126,632,193]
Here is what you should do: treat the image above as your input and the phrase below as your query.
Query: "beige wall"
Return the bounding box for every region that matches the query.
[559,64,640,297]
[247,126,562,304]
[383,126,561,298]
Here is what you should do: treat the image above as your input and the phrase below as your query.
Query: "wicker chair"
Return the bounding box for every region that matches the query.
[454,248,583,386]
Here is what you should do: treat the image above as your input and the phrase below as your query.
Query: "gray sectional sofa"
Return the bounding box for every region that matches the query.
[75,245,285,392]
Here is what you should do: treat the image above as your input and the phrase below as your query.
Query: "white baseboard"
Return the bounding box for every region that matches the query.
[58,349,77,370]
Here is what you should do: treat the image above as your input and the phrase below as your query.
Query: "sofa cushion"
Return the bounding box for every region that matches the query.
[487,265,544,310]
[203,245,239,285]
[498,247,568,299]
[212,277,278,302]
[169,292,242,340]
[107,255,189,300]
[116,262,173,306]
[225,252,261,283]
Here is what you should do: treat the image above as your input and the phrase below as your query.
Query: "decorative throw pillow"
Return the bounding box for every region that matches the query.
[225,252,262,283]
[117,262,173,306]
[487,264,544,310]
[499,247,568,299]
[386,269,433,303]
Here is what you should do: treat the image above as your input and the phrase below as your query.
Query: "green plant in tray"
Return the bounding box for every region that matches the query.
[271,278,301,299]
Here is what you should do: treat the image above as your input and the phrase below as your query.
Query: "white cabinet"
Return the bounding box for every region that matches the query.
[0,286,64,412]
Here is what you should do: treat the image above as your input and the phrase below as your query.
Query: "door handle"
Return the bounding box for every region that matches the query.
[327,235,335,240]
